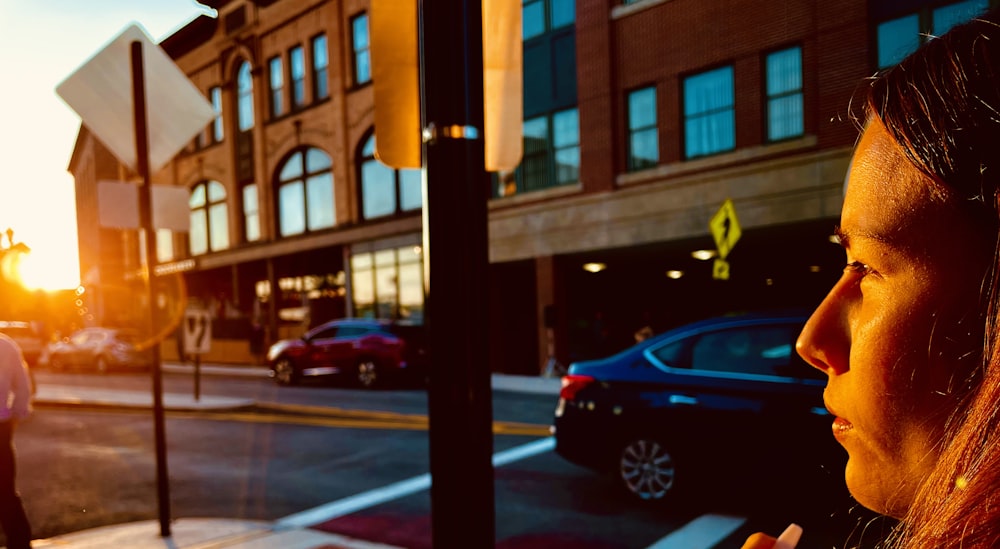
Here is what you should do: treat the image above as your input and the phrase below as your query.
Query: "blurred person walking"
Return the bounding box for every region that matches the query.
[0,333,33,549]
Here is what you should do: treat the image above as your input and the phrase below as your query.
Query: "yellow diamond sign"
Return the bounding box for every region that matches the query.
[709,199,741,259]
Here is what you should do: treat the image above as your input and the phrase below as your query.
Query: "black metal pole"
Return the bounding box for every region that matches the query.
[420,0,495,546]
[131,41,172,538]
[194,354,201,402]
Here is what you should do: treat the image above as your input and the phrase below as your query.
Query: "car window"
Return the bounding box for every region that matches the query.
[690,325,795,377]
[70,332,89,345]
[335,326,368,338]
[308,327,339,340]
[649,338,691,368]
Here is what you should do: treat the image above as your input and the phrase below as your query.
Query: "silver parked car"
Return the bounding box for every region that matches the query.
[47,327,153,373]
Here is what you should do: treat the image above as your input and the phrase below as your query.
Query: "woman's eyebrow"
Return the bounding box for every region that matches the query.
[834,225,895,249]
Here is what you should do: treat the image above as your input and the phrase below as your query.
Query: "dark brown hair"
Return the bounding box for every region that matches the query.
[866,8,1000,547]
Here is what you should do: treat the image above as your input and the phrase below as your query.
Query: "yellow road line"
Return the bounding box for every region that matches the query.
[168,409,552,436]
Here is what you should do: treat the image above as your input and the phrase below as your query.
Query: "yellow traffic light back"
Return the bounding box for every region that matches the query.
[370,0,522,171]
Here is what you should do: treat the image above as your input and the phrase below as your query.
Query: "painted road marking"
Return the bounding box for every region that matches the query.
[168,409,552,436]
[275,437,556,529]
[644,513,747,549]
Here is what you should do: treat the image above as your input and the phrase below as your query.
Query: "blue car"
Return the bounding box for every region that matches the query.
[552,310,845,503]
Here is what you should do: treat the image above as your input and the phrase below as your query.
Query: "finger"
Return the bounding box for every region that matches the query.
[775,523,803,549]
[740,532,777,549]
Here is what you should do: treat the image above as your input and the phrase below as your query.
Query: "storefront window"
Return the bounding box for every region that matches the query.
[350,245,424,323]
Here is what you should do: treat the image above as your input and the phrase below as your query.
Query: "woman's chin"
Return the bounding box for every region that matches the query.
[845,461,910,519]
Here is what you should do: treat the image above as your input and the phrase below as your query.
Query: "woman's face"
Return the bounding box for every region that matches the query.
[796,117,988,518]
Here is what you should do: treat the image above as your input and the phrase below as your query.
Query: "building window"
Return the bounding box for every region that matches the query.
[551,0,575,29]
[351,13,371,85]
[523,0,544,39]
[933,0,987,35]
[358,134,422,220]
[210,86,223,143]
[156,229,173,263]
[877,14,920,69]
[627,87,658,171]
[498,108,578,197]
[351,245,424,322]
[312,34,329,100]
[268,56,284,118]
[877,0,987,69]
[523,0,574,40]
[277,147,335,237]
[243,183,260,242]
[189,180,230,256]
[553,108,580,184]
[236,61,254,131]
[289,45,305,108]
[765,46,803,142]
[683,66,735,159]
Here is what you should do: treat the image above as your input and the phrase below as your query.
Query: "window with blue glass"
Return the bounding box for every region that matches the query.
[290,46,305,108]
[627,87,658,171]
[553,109,580,184]
[312,34,329,100]
[358,133,422,220]
[277,148,336,237]
[268,56,284,118]
[765,47,803,141]
[236,61,254,131]
[877,14,920,69]
[877,0,988,69]
[351,13,371,86]
[189,180,230,256]
[934,0,988,35]
[523,0,574,39]
[502,108,579,195]
[684,66,735,159]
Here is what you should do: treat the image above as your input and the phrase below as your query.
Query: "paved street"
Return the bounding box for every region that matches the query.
[14,365,889,549]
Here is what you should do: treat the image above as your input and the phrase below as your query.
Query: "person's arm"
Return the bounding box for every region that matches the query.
[8,346,32,421]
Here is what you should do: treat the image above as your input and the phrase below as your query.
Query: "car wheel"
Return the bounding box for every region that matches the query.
[50,355,65,371]
[273,357,298,386]
[619,437,677,502]
[95,356,109,373]
[355,358,379,389]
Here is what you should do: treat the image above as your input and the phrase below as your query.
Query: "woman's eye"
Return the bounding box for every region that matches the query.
[844,261,872,277]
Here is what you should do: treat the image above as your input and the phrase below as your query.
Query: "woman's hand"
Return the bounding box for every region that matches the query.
[741,523,802,549]
[741,532,777,549]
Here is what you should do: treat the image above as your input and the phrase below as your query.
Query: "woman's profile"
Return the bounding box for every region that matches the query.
[744,6,1000,548]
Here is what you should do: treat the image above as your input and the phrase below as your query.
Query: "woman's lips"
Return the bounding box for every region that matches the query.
[832,416,853,441]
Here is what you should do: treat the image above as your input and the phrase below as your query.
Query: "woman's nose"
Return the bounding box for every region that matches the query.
[796,277,852,376]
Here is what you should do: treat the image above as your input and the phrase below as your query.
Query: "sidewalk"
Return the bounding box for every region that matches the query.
[26,361,562,548]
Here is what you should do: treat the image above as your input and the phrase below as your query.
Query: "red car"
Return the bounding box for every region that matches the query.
[267,318,428,388]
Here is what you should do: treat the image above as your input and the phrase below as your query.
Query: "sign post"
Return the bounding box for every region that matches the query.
[56,23,215,539]
[183,309,212,401]
[130,41,172,537]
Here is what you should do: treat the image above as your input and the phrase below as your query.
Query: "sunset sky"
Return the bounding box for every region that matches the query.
[0,0,214,290]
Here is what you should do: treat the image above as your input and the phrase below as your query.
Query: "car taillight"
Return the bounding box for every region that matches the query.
[560,374,595,401]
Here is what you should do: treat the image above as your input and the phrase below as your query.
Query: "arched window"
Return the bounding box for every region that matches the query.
[236,60,254,131]
[189,180,230,256]
[277,147,335,237]
[358,134,422,220]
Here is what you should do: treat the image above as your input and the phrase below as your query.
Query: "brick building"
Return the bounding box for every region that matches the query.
[68,0,989,373]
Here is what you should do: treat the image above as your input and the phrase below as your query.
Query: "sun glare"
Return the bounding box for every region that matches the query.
[16,250,80,291]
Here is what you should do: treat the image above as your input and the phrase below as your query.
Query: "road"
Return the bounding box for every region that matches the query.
[15,369,893,548]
